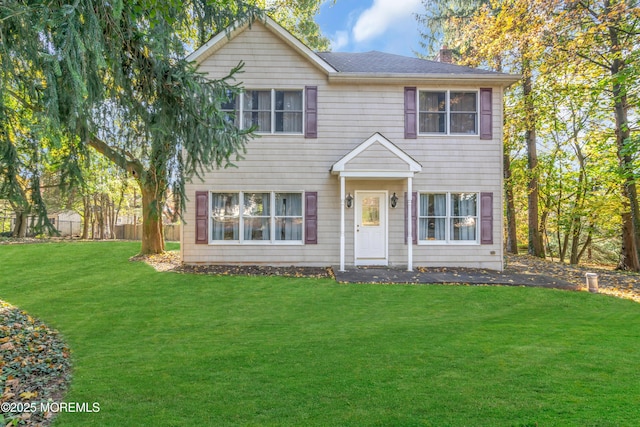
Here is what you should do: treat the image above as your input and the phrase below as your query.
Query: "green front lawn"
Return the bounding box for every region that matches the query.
[1,242,638,426]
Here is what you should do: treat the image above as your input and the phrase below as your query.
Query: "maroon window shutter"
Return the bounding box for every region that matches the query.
[195,191,209,244]
[480,192,493,244]
[305,192,318,244]
[404,87,417,139]
[305,86,317,138]
[404,192,418,244]
[479,88,493,140]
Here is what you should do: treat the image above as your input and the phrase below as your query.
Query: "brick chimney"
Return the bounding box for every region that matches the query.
[437,46,453,63]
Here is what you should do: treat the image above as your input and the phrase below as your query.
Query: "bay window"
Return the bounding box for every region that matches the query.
[419,192,478,243]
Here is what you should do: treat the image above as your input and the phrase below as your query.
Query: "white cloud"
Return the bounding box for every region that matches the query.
[352,0,422,43]
[329,30,350,51]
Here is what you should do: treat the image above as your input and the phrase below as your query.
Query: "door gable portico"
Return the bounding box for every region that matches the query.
[331,133,422,178]
[333,133,421,272]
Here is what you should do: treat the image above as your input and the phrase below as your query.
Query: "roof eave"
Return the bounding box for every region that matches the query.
[328,73,522,87]
[186,21,244,64]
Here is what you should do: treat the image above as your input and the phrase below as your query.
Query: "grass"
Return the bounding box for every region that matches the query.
[1,242,639,426]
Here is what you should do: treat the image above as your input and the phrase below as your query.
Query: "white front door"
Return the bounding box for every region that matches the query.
[355,191,388,265]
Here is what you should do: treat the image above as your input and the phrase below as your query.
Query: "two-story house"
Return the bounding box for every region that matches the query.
[181,17,519,271]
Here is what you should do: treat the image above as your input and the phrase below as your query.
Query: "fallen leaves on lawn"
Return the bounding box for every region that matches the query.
[505,254,640,303]
[0,300,71,427]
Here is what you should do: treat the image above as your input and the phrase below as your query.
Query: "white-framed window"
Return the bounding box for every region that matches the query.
[211,193,239,241]
[418,91,478,135]
[243,192,271,241]
[418,192,478,243]
[222,89,303,134]
[211,191,303,243]
[221,90,239,125]
[274,193,303,241]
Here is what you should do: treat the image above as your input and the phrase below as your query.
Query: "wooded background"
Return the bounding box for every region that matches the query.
[418,0,639,269]
[1,0,638,268]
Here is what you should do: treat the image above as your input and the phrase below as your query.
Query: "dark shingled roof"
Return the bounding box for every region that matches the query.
[316,51,500,75]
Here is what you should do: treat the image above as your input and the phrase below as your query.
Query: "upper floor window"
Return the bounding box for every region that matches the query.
[418,91,478,135]
[223,89,303,134]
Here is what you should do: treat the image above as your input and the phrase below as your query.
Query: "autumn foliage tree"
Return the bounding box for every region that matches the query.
[553,0,640,269]
[418,0,640,268]
[436,0,550,258]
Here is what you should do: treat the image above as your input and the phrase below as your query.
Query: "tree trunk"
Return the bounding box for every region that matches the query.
[621,181,640,270]
[139,183,165,254]
[619,212,640,270]
[576,222,593,264]
[569,223,582,265]
[560,229,569,263]
[112,183,126,240]
[603,5,640,271]
[614,138,640,271]
[611,65,640,269]
[86,135,167,254]
[12,210,29,238]
[82,195,91,240]
[569,144,587,265]
[523,70,545,258]
[540,208,550,258]
[504,152,518,254]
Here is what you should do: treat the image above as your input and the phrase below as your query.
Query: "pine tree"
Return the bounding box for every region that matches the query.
[1,0,261,253]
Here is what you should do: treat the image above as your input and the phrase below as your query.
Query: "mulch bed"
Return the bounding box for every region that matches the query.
[178,263,334,279]
[131,251,334,278]
[136,251,640,303]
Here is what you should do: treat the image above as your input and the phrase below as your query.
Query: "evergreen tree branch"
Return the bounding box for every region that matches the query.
[87,135,143,179]
[6,89,41,113]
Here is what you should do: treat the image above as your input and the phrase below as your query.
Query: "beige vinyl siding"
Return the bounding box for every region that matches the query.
[182,21,505,270]
[196,24,327,84]
[344,142,413,171]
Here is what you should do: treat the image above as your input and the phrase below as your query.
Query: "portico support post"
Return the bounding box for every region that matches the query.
[407,177,413,271]
[340,176,346,272]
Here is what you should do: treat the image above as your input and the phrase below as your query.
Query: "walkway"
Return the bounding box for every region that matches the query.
[333,266,579,290]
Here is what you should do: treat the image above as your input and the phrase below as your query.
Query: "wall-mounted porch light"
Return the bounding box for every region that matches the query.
[346,193,353,208]
[391,192,398,208]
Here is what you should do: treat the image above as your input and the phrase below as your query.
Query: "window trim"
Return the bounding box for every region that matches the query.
[226,88,305,135]
[417,90,479,136]
[243,90,273,133]
[209,191,305,245]
[417,191,480,245]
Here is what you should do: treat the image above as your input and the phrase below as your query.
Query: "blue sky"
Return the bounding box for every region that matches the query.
[315,0,425,57]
